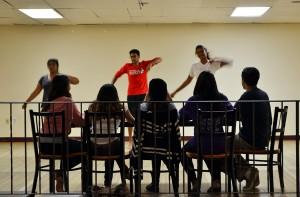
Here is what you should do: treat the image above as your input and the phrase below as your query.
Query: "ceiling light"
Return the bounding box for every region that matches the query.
[19,9,63,19]
[231,7,270,17]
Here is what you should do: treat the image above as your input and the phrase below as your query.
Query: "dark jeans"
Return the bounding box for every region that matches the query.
[181,137,225,183]
[127,94,146,117]
[40,139,83,171]
[92,139,128,186]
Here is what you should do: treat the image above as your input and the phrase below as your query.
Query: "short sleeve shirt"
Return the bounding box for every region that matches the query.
[114,60,152,96]
[189,61,221,78]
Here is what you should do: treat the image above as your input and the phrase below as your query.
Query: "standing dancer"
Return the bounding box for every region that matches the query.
[171,45,231,97]
[112,49,162,143]
[22,58,79,110]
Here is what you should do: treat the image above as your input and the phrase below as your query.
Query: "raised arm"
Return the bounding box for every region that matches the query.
[211,58,233,67]
[68,75,80,85]
[146,57,162,71]
[22,84,42,109]
[170,75,193,98]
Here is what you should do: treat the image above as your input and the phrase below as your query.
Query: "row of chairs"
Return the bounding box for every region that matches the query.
[29,105,288,196]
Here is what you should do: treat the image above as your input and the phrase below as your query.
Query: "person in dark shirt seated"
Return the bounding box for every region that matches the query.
[180,71,233,193]
[234,67,272,191]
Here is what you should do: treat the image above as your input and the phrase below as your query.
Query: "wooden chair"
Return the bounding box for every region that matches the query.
[132,107,181,197]
[84,110,131,195]
[29,110,86,195]
[235,106,288,193]
[186,109,239,197]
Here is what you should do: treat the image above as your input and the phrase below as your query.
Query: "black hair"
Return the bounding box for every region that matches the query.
[193,71,219,99]
[195,45,210,60]
[47,58,59,67]
[148,78,169,111]
[48,75,71,101]
[44,75,71,111]
[90,84,122,113]
[242,67,260,87]
[129,49,140,56]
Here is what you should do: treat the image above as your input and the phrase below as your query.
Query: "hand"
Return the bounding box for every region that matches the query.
[22,103,27,110]
[170,92,176,98]
[166,93,173,101]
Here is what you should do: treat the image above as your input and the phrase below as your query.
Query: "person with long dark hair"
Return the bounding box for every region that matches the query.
[23,58,79,110]
[171,45,231,97]
[132,78,180,193]
[88,84,134,188]
[42,75,84,192]
[180,71,233,193]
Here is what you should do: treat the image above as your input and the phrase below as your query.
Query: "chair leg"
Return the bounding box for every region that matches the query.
[268,160,274,193]
[129,167,134,193]
[31,164,39,195]
[278,164,285,193]
[168,163,179,197]
[49,159,55,193]
[197,163,203,194]
[278,153,285,193]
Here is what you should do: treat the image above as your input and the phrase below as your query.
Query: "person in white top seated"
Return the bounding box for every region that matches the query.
[171,45,232,98]
[88,84,134,188]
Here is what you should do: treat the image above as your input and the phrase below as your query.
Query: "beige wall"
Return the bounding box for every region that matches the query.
[0,24,299,137]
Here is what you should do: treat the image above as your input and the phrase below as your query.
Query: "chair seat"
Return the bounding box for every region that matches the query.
[234,148,280,155]
[186,152,231,159]
[39,152,86,160]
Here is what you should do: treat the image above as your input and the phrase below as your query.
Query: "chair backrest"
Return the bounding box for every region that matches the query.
[133,106,180,159]
[269,106,288,153]
[84,110,125,155]
[29,109,66,157]
[195,109,237,155]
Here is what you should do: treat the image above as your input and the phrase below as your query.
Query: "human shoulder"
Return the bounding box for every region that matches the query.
[218,93,229,101]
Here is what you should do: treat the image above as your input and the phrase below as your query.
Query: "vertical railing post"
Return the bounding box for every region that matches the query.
[296,101,299,197]
[10,103,13,194]
[24,104,28,194]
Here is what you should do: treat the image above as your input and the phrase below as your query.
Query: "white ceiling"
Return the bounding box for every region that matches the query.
[0,0,299,25]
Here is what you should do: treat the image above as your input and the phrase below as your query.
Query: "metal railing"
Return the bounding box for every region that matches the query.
[0,100,299,196]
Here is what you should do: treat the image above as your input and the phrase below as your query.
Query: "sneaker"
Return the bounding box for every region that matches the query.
[145,183,159,193]
[243,167,260,191]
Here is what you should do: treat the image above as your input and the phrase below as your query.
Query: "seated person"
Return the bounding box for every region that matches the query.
[180,71,233,193]
[234,67,272,191]
[88,84,134,187]
[42,75,84,192]
[132,78,181,193]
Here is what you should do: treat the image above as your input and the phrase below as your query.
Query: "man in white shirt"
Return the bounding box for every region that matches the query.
[171,45,232,97]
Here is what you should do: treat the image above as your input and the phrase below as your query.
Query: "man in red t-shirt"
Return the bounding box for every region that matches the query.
[112,49,162,142]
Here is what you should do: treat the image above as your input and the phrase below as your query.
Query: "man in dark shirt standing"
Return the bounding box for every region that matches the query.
[234,67,272,191]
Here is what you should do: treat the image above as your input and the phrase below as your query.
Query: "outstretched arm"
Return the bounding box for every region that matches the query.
[112,76,117,84]
[22,84,42,109]
[210,58,233,67]
[170,75,193,98]
[146,57,162,71]
[68,75,80,85]
[112,65,126,84]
